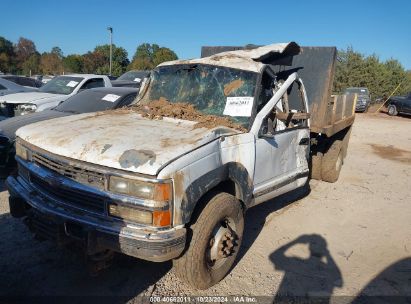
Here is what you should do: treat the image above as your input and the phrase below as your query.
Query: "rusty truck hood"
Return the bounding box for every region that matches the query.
[16,111,237,176]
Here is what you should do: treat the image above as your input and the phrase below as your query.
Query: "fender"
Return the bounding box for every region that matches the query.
[178,162,254,224]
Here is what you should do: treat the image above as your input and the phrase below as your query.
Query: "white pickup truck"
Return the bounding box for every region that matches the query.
[0,74,112,118]
[6,42,355,289]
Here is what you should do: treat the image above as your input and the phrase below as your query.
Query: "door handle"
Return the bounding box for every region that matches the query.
[299,138,309,145]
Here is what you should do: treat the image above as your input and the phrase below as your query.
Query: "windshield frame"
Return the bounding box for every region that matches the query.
[137,63,261,131]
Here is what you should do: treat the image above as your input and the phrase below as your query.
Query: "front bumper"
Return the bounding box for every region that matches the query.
[6,175,186,262]
[355,104,368,112]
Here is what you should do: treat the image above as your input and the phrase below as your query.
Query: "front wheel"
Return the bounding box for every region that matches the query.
[173,192,244,289]
[387,105,398,116]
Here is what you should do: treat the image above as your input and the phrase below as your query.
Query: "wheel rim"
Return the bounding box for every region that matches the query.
[207,217,239,269]
[388,106,394,115]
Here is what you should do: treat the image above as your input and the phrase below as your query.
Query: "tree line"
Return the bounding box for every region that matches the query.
[333,47,411,98]
[1,36,410,97]
[0,36,178,77]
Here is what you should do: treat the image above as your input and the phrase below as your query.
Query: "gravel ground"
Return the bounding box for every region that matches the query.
[0,113,410,302]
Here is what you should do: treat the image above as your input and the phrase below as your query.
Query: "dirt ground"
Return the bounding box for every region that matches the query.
[0,112,410,302]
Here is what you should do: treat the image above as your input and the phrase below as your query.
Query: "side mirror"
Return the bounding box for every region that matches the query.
[260,117,275,139]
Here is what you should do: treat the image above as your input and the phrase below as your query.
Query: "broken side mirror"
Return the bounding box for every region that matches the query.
[260,117,275,139]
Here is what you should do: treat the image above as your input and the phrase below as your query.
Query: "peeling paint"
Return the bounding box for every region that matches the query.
[119,149,156,169]
[101,144,112,154]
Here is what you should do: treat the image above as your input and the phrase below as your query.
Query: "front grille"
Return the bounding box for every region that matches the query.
[30,173,106,214]
[32,152,105,190]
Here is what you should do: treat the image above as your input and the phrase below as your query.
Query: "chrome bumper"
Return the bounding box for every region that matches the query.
[6,175,186,262]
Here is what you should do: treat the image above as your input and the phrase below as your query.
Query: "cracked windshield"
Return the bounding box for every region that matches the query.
[139,64,258,128]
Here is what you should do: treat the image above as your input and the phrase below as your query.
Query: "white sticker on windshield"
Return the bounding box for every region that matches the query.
[102,94,121,102]
[133,77,141,82]
[361,89,366,92]
[66,81,79,87]
[223,97,254,117]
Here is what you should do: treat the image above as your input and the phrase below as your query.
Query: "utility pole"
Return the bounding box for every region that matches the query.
[107,27,113,76]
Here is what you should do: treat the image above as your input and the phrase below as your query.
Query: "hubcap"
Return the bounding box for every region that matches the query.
[208,218,238,268]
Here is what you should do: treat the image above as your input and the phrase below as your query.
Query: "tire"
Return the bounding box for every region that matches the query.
[310,153,323,180]
[173,192,244,289]
[321,140,343,183]
[387,105,398,116]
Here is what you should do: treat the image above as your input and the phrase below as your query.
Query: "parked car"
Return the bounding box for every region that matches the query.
[5,43,356,289]
[0,74,112,119]
[387,92,411,116]
[344,87,371,112]
[0,87,138,177]
[0,75,43,88]
[41,75,54,84]
[111,70,150,88]
[0,78,37,97]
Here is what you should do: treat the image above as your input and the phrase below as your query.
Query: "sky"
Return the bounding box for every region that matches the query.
[1,0,411,69]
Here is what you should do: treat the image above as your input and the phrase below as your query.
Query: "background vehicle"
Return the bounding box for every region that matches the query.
[344,87,370,112]
[111,70,150,88]
[0,74,112,119]
[0,87,137,177]
[0,75,43,88]
[387,92,411,116]
[6,43,355,290]
[0,78,37,98]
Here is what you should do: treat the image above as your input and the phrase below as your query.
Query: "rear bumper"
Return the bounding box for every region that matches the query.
[6,175,186,262]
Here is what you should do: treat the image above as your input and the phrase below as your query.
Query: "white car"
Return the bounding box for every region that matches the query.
[0,74,112,118]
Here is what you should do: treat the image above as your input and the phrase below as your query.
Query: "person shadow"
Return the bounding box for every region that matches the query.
[269,234,343,303]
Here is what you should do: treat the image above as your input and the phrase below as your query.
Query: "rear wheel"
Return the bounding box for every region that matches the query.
[310,153,323,180]
[321,140,343,183]
[173,192,244,289]
[387,105,398,116]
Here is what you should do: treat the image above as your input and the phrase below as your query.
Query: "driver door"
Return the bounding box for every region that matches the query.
[253,75,310,204]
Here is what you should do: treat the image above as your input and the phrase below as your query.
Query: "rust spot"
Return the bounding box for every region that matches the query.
[101,144,112,154]
[369,144,411,165]
[211,54,243,61]
[173,171,186,200]
[119,149,156,168]
[224,79,244,96]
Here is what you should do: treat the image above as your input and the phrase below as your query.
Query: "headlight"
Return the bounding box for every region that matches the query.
[15,140,28,160]
[108,204,153,224]
[108,203,171,226]
[109,176,172,202]
[108,176,172,226]
[18,104,37,115]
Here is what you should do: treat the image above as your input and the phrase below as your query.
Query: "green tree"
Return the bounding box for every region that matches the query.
[22,53,41,75]
[51,46,63,59]
[0,36,15,73]
[333,46,411,99]
[129,43,178,70]
[63,54,84,73]
[152,47,178,66]
[92,44,129,76]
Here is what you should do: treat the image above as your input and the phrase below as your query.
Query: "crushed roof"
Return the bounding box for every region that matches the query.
[159,42,301,73]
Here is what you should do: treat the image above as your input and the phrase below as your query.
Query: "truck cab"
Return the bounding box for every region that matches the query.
[6,42,353,289]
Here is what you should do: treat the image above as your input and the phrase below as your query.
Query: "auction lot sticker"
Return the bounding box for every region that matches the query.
[223,97,254,117]
[66,81,79,87]
[102,94,121,102]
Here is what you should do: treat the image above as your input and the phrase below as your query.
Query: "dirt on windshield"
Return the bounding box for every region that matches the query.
[132,98,247,132]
